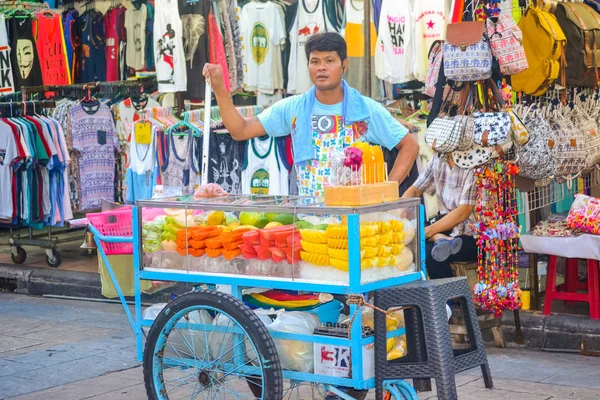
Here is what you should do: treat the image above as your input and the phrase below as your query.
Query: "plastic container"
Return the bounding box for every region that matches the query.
[87,209,133,255]
[309,300,343,324]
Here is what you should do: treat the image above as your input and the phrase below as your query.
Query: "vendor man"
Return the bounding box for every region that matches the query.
[202,32,419,196]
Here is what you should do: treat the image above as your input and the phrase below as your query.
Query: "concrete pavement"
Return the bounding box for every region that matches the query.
[2,292,600,399]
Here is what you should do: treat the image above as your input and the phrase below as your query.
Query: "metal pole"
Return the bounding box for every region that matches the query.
[364,0,372,97]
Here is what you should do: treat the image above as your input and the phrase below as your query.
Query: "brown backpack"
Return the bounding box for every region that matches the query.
[556,2,600,87]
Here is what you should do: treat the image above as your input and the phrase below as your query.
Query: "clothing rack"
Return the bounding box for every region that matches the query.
[21,78,158,99]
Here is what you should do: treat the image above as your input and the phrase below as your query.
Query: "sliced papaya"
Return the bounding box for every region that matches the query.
[223,249,242,260]
[189,239,206,249]
[205,238,223,249]
[176,247,189,257]
[205,248,222,258]
[189,248,205,257]
[222,228,252,243]
[223,240,243,251]
[191,227,222,241]
[176,238,188,249]
[175,227,202,240]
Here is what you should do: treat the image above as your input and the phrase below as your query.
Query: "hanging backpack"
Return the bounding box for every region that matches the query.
[548,110,588,181]
[514,105,556,181]
[425,41,444,98]
[511,2,567,96]
[555,2,600,88]
[443,21,493,82]
[485,14,529,76]
[572,106,600,171]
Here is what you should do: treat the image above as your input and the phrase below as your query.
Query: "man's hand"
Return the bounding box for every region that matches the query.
[194,184,229,199]
[202,64,227,96]
[424,225,434,239]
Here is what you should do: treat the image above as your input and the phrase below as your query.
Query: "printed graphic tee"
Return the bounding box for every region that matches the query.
[33,12,71,86]
[241,1,285,93]
[0,15,14,94]
[242,136,288,195]
[125,4,147,71]
[413,0,449,81]
[8,17,43,88]
[374,0,414,84]
[179,0,210,100]
[287,0,329,94]
[208,130,246,195]
[154,0,187,92]
[0,121,19,219]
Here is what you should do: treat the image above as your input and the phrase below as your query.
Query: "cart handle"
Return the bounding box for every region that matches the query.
[87,225,134,243]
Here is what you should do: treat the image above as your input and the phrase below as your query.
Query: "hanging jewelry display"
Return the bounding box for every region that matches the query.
[472,158,522,316]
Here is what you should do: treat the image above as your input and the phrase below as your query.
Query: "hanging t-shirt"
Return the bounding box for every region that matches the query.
[34,12,71,86]
[242,136,288,196]
[0,15,14,94]
[241,1,286,93]
[344,0,378,98]
[154,0,187,92]
[126,123,157,202]
[413,0,449,82]
[70,102,118,211]
[62,9,78,78]
[116,97,161,143]
[104,8,120,81]
[145,2,155,71]
[125,4,147,71]
[0,122,19,219]
[287,0,330,94]
[208,131,246,195]
[79,10,106,83]
[8,17,43,88]
[179,0,210,100]
[374,0,414,84]
[115,6,128,81]
[162,130,197,195]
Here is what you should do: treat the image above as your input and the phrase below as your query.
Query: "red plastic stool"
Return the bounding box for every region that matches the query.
[543,256,600,319]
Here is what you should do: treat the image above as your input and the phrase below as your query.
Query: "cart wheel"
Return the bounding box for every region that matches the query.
[46,250,62,268]
[11,247,26,264]
[144,290,283,400]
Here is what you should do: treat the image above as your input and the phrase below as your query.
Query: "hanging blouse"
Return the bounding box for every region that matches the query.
[208,11,231,93]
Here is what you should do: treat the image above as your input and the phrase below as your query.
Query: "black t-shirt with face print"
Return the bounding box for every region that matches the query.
[8,17,43,88]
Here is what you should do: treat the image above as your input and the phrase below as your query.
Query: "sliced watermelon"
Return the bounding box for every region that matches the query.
[239,243,257,255]
[242,251,257,259]
[242,230,260,245]
[283,246,302,263]
[286,232,301,248]
[255,246,272,261]
[269,247,286,258]
[260,235,275,248]
[272,253,286,263]
[260,225,296,241]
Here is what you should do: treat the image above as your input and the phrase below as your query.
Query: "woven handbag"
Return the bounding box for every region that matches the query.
[515,106,556,180]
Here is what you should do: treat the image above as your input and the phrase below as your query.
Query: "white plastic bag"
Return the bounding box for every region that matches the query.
[268,311,320,373]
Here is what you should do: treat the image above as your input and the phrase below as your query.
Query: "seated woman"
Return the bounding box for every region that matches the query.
[402,154,478,279]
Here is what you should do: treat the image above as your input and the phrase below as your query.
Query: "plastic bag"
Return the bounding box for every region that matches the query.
[268,311,320,373]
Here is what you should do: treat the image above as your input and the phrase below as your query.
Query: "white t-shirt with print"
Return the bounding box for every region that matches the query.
[413,0,450,82]
[0,15,14,94]
[0,122,18,219]
[287,0,330,94]
[125,5,147,71]
[241,2,286,94]
[154,0,187,92]
[375,0,414,84]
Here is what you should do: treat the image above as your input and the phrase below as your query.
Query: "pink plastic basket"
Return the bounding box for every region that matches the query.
[87,209,134,255]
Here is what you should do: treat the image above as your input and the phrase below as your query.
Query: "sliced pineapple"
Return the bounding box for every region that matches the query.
[377,245,392,257]
[390,219,405,232]
[301,241,329,255]
[390,244,405,255]
[379,232,393,245]
[328,238,348,249]
[299,229,328,244]
[300,251,330,266]
[391,231,406,244]
[326,225,348,239]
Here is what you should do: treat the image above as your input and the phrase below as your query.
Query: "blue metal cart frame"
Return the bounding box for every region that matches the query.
[89,196,426,399]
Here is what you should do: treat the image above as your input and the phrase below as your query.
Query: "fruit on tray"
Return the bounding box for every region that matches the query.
[272,213,295,225]
[206,248,222,258]
[264,222,283,229]
[299,229,328,244]
[330,257,375,271]
[390,219,405,232]
[286,231,301,248]
[254,246,272,261]
[327,238,348,249]
[239,212,262,227]
[378,232,393,245]
[327,246,379,260]
[300,241,329,255]
[300,251,330,266]
[391,244,404,255]
[378,245,392,257]
[295,220,315,230]
[223,249,242,260]
[326,225,348,239]
[255,216,270,229]
[205,238,223,249]
[260,225,296,241]
[207,210,226,226]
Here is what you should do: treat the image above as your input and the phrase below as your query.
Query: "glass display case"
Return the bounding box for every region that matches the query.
[135,195,424,293]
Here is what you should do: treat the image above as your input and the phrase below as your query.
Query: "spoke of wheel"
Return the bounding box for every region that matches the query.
[200,337,251,374]
[164,372,197,396]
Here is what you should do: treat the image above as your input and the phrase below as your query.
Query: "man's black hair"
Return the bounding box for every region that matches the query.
[305,32,347,63]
